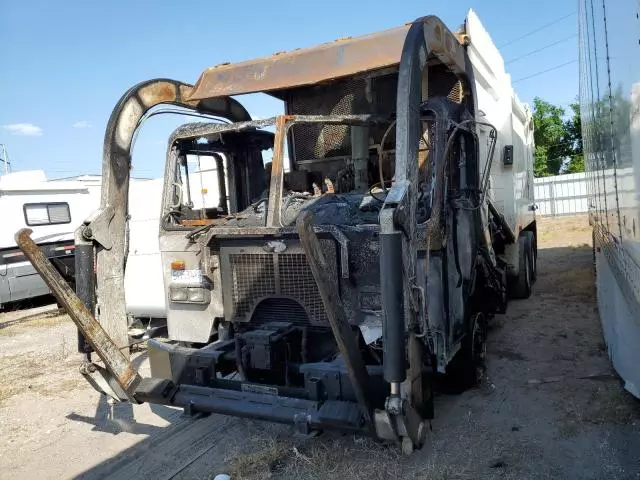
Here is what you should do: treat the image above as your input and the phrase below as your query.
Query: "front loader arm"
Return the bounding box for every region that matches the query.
[377,15,474,452]
[83,79,253,355]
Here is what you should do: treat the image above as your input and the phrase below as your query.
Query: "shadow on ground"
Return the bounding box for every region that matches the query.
[64,352,181,437]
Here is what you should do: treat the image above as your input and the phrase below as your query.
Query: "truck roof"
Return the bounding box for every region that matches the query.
[186,15,467,101]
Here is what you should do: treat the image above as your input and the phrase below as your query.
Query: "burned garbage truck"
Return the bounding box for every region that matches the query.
[17,10,536,451]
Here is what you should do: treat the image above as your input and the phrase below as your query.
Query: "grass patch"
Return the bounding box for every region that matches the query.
[227,437,289,480]
[0,311,69,336]
[0,384,21,406]
[27,377,87,398]
[223,434,481,480]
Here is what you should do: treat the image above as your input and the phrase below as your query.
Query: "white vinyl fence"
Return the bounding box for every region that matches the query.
[534,168,637,217]
[534,172,589,216]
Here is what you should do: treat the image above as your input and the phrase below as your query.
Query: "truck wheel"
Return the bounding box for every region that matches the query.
[511,235,532,299]
[446,313,487,391]
[521,231,536,283]
[465,312,487,387]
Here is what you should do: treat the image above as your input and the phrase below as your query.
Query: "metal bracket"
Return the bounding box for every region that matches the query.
[322,225,350,279]
[374,399,427,452]
[381,181,411,238]
[85,206,116,250]
[80,362,129,402]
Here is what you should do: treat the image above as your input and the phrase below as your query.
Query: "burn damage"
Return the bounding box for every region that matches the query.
[19,13,518,452]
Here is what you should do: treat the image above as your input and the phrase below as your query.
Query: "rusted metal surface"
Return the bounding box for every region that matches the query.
[188,25,410,100]
[181,219,215,227]
[199,223,378,242]
[421,16,466,77]
[296,211,374,432]
[170,118,277,144]
[187,16,466,101]
[266,116,289,227]
[15,229,141,397]
[168,115,387,147]
[182,216,250,227]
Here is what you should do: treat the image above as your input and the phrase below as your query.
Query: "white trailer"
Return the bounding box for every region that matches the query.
[0,170,99,308]
[579,0,640,398]
[0,170,170,325]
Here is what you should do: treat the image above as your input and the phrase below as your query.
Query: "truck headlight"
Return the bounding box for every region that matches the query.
[169,285,209,304]
[187,287,205,302]
[170,286,188,302]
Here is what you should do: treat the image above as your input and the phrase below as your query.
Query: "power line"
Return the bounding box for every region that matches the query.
[536,152,583,162]
[506,34,577,64]
[538,139,580,150]
[513,59,578,84]
[499,11,577,48]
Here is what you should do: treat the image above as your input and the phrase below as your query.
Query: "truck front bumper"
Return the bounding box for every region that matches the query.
[140,338,370,435]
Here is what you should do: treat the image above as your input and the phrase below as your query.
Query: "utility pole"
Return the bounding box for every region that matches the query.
[0,144,10,175]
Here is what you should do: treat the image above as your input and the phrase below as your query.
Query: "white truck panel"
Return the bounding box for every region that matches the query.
[124,179,167,318]
[466,9,536,238]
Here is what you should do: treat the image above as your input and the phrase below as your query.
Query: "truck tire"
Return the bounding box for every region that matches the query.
[445,313,487,391]
[464,312,487,388]
[521,231,536,283]
[511,235,532,299]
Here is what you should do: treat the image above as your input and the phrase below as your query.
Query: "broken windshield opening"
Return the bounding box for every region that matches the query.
[162,114,447,232]
[162,123,275,230]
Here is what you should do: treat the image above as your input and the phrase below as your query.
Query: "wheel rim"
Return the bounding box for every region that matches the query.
[531,240,537,277]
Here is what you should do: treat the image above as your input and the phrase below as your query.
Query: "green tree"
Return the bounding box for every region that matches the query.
[532,97,584,176]
[532,97,572,176]
[563,101,584,174]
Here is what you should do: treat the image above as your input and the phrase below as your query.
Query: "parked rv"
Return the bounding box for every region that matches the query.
[0,170,170,328]
[0,170,99,308]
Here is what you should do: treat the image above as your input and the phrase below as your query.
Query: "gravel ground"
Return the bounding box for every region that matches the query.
[1,215,638,480]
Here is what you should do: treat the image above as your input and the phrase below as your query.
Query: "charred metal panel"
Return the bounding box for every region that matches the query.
[188,26,411,100]
[188,16,466,101]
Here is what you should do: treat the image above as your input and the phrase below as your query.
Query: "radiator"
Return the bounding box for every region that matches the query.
[220,240,336,326]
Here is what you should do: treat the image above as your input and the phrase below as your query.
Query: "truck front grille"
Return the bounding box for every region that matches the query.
[221,241,336,326]
[229,253,276,321]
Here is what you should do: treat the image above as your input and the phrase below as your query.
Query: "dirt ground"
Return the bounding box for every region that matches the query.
[1,215,639,480]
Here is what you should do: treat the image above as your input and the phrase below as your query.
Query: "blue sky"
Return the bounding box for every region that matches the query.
[1,0,578,179]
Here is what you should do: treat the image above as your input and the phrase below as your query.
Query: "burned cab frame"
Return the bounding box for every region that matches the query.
[163,125,275,229]
[17,14,512,452]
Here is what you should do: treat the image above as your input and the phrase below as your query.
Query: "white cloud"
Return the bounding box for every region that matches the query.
[2,123,43,136]
[72,120,92,129]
